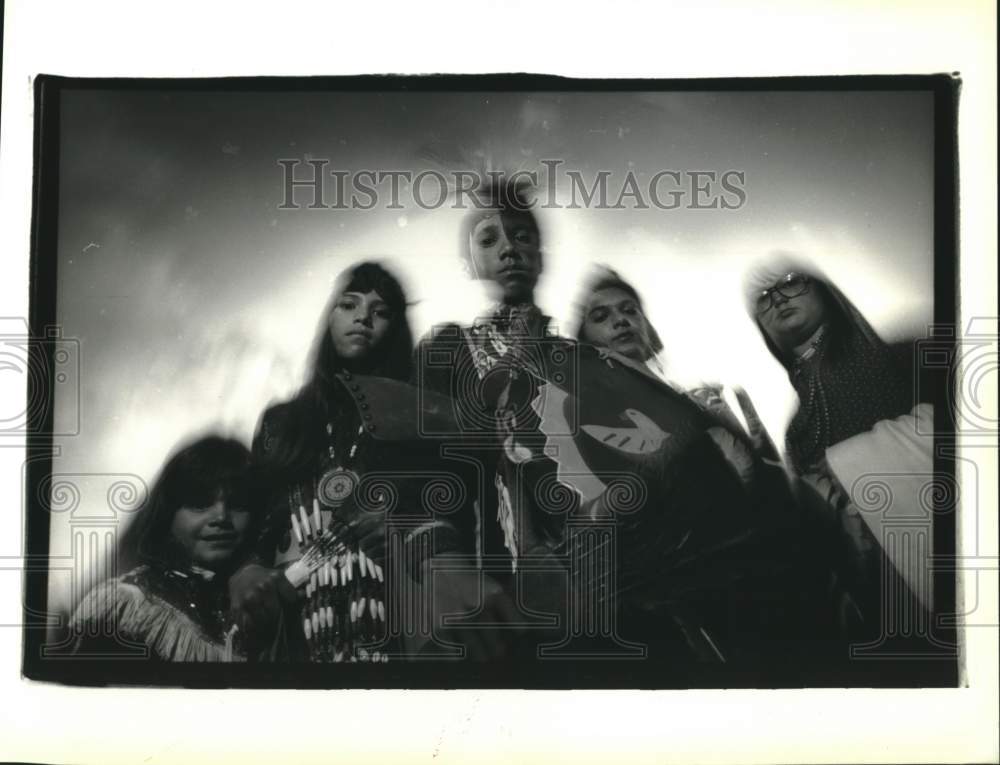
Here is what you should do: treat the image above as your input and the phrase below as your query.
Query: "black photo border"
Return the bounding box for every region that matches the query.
[22,72,960,689]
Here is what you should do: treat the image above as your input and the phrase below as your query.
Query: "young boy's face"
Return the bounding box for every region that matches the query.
[170,497,250,571]
[582,286,654,362]
[467,210,541,304]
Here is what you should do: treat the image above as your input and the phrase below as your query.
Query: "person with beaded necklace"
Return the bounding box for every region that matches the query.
[231,261,511,662]
[744,253,933,642]
[412,178,575,590]
[745,257,918,475]
[562,265,835,666]
[408,177,584,659]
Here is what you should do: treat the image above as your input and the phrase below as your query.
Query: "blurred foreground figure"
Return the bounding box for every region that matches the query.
[745,254,936,648]
[415,177,555,570]
[413,178,566,657]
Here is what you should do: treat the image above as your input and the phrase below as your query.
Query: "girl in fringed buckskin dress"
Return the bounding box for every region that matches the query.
[70,436,256,661]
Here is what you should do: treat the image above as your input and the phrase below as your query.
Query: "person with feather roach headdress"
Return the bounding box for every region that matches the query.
[415,182,827,667]
[415,176,565,571]
[412,175,581,657]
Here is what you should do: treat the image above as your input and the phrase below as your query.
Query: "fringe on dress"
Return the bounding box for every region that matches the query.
[70,567,242,662]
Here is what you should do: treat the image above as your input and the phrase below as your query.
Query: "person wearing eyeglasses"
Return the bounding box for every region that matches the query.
[744,254,935,645]
[746,260,924,474]
[563,265,836,666]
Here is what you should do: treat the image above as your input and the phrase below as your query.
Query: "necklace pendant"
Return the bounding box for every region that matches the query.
[318,467,360,506]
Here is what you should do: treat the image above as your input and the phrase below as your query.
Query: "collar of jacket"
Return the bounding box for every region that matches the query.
[473,302,553,338]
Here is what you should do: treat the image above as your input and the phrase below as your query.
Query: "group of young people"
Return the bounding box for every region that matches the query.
[69,179,935,667]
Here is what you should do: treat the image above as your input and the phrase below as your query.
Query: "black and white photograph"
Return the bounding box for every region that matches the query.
[21,76,959,688]
[1,2,996,763]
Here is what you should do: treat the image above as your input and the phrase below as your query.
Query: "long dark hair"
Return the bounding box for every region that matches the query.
[256,261,414,477]
[117,435,254,574]
[745,258,915,470]
[307,261,413,384]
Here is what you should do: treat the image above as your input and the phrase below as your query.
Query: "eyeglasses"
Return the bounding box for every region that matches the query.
[754,273,811,315]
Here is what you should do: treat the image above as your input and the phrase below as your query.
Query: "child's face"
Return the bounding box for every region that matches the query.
[170,497,250,571]
[582,287,654,362]
[468,211,541,303]
[756,274,828,352]
[328,289,395,362]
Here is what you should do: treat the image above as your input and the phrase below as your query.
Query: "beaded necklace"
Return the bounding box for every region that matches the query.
[283,377,389,664]
[789,327,831,471]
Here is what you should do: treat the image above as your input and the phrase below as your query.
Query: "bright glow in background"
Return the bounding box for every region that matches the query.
[46,88,935,618]
[2,1,995,764]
